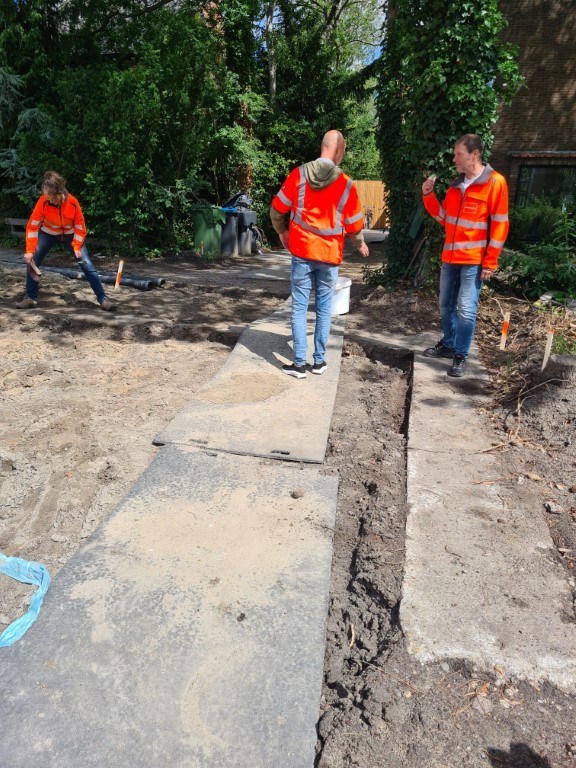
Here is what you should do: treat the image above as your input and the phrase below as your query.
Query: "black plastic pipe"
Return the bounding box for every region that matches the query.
[96,270,165,287]
[0,258,164,290]
[40,266,156,291]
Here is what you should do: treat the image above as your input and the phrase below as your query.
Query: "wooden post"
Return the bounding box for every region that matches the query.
[541,329,554,371]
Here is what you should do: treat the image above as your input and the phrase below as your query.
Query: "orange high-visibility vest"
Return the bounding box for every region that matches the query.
[26,193,87,254]
[272,165,364,265]
[423,164,509,271]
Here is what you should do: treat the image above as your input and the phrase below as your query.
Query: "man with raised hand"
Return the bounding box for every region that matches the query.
[422,134,509,377]
[271,130,369,379]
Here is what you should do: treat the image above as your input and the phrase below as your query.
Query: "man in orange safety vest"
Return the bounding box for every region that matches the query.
[270,130,369,379]
[422,134,509,377]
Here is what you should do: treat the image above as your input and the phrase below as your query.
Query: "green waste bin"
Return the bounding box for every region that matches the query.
[191,205,226,257]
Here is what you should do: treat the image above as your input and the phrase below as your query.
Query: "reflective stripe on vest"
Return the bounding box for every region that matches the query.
[41,224,74,236]
[277,189,293,208]
[290,166,353,237]
[435,205,446,224]
[442,240,488,251]
[445,215,488,230]
[344,210,364,225]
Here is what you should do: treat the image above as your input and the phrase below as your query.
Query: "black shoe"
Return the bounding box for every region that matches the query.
[311,361,327,375]
[282,363,307,379]
[448,355,466,377]
[424,340,455,358]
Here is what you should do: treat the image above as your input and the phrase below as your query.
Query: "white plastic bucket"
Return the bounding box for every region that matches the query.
[331,276,351,316]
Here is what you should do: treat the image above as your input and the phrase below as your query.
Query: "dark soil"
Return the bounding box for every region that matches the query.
[316,274,576,768]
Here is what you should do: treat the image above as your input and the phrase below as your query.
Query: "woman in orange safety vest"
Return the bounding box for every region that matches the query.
[15,171,115,311]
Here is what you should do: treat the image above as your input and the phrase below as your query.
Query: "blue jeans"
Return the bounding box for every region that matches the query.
[26,230,107,303]
[290,256,338,366]
[438,263,483,358]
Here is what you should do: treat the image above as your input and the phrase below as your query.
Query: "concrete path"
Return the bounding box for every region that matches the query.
[351,327,576,691]
[402,347,576,690]
[0,290,345,766]
[0,446,337,767]
[155,306,345,463]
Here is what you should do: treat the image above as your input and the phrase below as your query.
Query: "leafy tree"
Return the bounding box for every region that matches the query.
[374,0,523,281]
[252,0,382,237]
[0,0,383,252]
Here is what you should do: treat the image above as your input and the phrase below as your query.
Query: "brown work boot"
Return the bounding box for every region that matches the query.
[100,298,116,311]
[15,297,38,309]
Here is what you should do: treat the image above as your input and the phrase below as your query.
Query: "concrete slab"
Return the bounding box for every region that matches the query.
[155,305,346,463]
[0,445,338,767]
[401,352,576,690]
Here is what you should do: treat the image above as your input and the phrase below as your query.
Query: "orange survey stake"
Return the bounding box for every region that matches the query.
[114,259,124,290]
[499,311,510,350]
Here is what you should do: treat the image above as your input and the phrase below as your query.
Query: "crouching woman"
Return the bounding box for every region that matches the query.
[15,170,115,311]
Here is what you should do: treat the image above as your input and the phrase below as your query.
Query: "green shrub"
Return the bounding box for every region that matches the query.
[553,333,576,356]
[507,196,565,249]
[500,210,576,299]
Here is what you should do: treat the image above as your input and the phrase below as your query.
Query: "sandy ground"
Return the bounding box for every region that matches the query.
[0,258,286,624]
[1,246,576,767]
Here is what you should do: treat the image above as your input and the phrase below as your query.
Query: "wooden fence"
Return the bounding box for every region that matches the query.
[354,180,389,229]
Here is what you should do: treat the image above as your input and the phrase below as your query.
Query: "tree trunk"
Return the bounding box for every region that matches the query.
[266,4,277,101]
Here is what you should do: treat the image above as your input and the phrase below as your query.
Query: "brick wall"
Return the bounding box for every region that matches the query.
[490,0,576,200]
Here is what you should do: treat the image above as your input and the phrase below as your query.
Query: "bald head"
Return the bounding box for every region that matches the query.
[320,130,346,165]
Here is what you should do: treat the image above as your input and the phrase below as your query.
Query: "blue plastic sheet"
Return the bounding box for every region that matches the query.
[0,553,51,648]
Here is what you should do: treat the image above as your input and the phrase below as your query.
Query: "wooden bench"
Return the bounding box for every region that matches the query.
[6,218,27,239]
[4,219,114,252]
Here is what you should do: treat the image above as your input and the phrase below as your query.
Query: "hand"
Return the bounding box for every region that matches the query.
[23,252,33,264]
[480,268,494,281]
[279,232,289,250]
[358,242,369,258]
[74,250,83,260]
[422,175,436,196]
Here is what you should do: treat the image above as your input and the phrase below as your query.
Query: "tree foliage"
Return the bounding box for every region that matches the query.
[0,0,381,253]
[374,0,523,280]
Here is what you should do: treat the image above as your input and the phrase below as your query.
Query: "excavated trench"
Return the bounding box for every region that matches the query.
[316,341,412,766]
[315,339,576,768]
